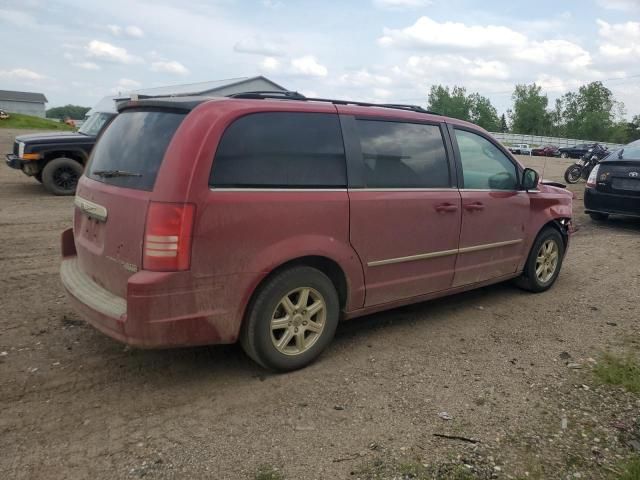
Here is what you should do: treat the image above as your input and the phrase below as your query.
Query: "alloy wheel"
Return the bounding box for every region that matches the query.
[535,239,559,284]
[270,287,326,356]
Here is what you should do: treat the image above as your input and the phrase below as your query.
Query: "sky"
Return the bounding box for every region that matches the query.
[1,0,639,118]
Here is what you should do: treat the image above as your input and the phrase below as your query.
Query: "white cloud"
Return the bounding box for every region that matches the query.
[107,24,122,35]
[261,57,280,71]
[339,70,393,87]
[151,60,189,75]
[0,68,45,81]
[0,8,37,28]
[597,0,640,11]
[373,0,432,9]
[515,40,591,70]
[379,16,527,50]
[290,55,328,77]
[85,40,142,64]
[73,62,101,70]
[234,36,285,56]
[404,55,510,80]
[107,24,144,38]
[262,0,284,8]
[110,78,142,94]
[125,25,144,38]
[597,19,640,62]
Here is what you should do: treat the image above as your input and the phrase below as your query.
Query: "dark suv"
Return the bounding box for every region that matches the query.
[60,92,574,371]
[6,111,115,195]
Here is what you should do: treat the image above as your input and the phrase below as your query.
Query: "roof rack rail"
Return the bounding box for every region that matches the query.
[228,90,439,115]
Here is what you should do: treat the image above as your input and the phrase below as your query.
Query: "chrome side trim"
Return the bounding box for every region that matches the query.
[74,196,108,222]
[210,188,348,192]
[368,248,458,267]
[458,239,523,254]
[352,188,458,192]
[367,239,523,267]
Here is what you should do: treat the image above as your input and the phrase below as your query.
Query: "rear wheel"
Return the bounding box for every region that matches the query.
[41,157,83,195]
[564,165,582,184]
[240,266,339,371]
[516,228,565,293]
[589,212,609,222]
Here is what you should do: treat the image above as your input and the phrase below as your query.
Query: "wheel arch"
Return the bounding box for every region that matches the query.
[42,149,88,165]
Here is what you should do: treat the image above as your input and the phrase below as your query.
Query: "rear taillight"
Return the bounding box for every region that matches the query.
[586,165,600,188]
[143,202,195,271]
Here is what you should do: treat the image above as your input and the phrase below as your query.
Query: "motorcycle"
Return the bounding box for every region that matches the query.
[564,144,608,184]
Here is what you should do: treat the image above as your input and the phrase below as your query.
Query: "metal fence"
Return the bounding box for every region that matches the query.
[490,132,624,150]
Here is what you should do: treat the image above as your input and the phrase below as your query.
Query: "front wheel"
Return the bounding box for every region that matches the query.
[561,152,569,158]
[515,228,565,293]
[41,157,83,195]
[564,164,583,184]
[240,266,339,371]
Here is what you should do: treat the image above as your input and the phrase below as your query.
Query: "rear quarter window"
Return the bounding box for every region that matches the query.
[87,110,185,191]
[210,112,346,188]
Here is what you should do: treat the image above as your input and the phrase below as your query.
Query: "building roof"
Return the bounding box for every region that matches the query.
[115,75,286,99]
[0,90,48,104]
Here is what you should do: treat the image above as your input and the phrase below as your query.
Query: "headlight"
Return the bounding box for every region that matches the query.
[18,141,25,158]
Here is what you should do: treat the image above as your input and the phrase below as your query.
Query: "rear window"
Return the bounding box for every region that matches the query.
[87,110,185,191]
[210,112,346,188]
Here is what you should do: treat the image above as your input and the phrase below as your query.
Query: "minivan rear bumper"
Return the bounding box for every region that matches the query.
[60,230,248,348]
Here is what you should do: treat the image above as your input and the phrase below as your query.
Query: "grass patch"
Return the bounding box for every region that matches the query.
[614,457,640,480]
[255,465,284,480]
[594,353,640,393]
[0,113,74,130]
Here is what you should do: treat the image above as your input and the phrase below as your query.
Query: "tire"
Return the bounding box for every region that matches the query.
[240,266,340,371]
[564,165,582,184]
[33,172,43,183]
[41,157,83,195]
[515,228,565,293]
[589,212,609,222]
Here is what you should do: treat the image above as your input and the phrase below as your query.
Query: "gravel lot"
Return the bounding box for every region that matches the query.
[1,128,638,479]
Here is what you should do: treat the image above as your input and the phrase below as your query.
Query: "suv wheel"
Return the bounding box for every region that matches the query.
[240,266,339,371]
[42,157,83,195]
[516,228,565,293]
[589,212,609,222]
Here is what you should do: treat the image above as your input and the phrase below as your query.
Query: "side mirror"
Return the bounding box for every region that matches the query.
[522,168,539,191]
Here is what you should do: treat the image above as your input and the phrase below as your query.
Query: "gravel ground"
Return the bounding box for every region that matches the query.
[0,128,638,479]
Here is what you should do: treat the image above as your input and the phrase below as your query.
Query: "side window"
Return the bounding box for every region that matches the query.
[211,112,346,188]
[454,129,518,190]
[355,120,450,188]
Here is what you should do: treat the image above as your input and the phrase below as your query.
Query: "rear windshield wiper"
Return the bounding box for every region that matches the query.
[93,169,142,178]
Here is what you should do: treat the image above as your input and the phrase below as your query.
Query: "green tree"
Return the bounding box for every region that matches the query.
[510,83,551,135]
[555,82,623,141]
[469,93,500,131]
[427,85,473,121]
[46,104,91,120]
[499,113,508,133]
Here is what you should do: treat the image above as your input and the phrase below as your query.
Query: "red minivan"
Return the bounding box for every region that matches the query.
[60,92,574,371]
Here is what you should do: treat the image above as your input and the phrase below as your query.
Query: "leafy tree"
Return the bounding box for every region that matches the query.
[427,85,472,121]
[427,85,500,130]
[46,105,91,120]
[555,82,623,141]
[499,114,508,133]
[510,83,551,135]
[469,93,500,131]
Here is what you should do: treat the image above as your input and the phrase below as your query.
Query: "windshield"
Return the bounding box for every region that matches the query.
[605,140,640,161]
[79,112,116,136]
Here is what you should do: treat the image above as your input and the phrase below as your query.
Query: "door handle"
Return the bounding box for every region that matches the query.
[464,202,485,211]
[435,203,458,213]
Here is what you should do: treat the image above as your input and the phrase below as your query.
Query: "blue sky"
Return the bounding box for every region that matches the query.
[1,0,639,117]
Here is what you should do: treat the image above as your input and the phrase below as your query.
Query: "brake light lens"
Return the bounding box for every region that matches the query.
[143,202,195,271]
[586,165,600,188]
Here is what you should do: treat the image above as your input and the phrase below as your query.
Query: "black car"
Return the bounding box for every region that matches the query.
[584,140,640,221]
[558,143,596,159]
[5,111,115,195]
